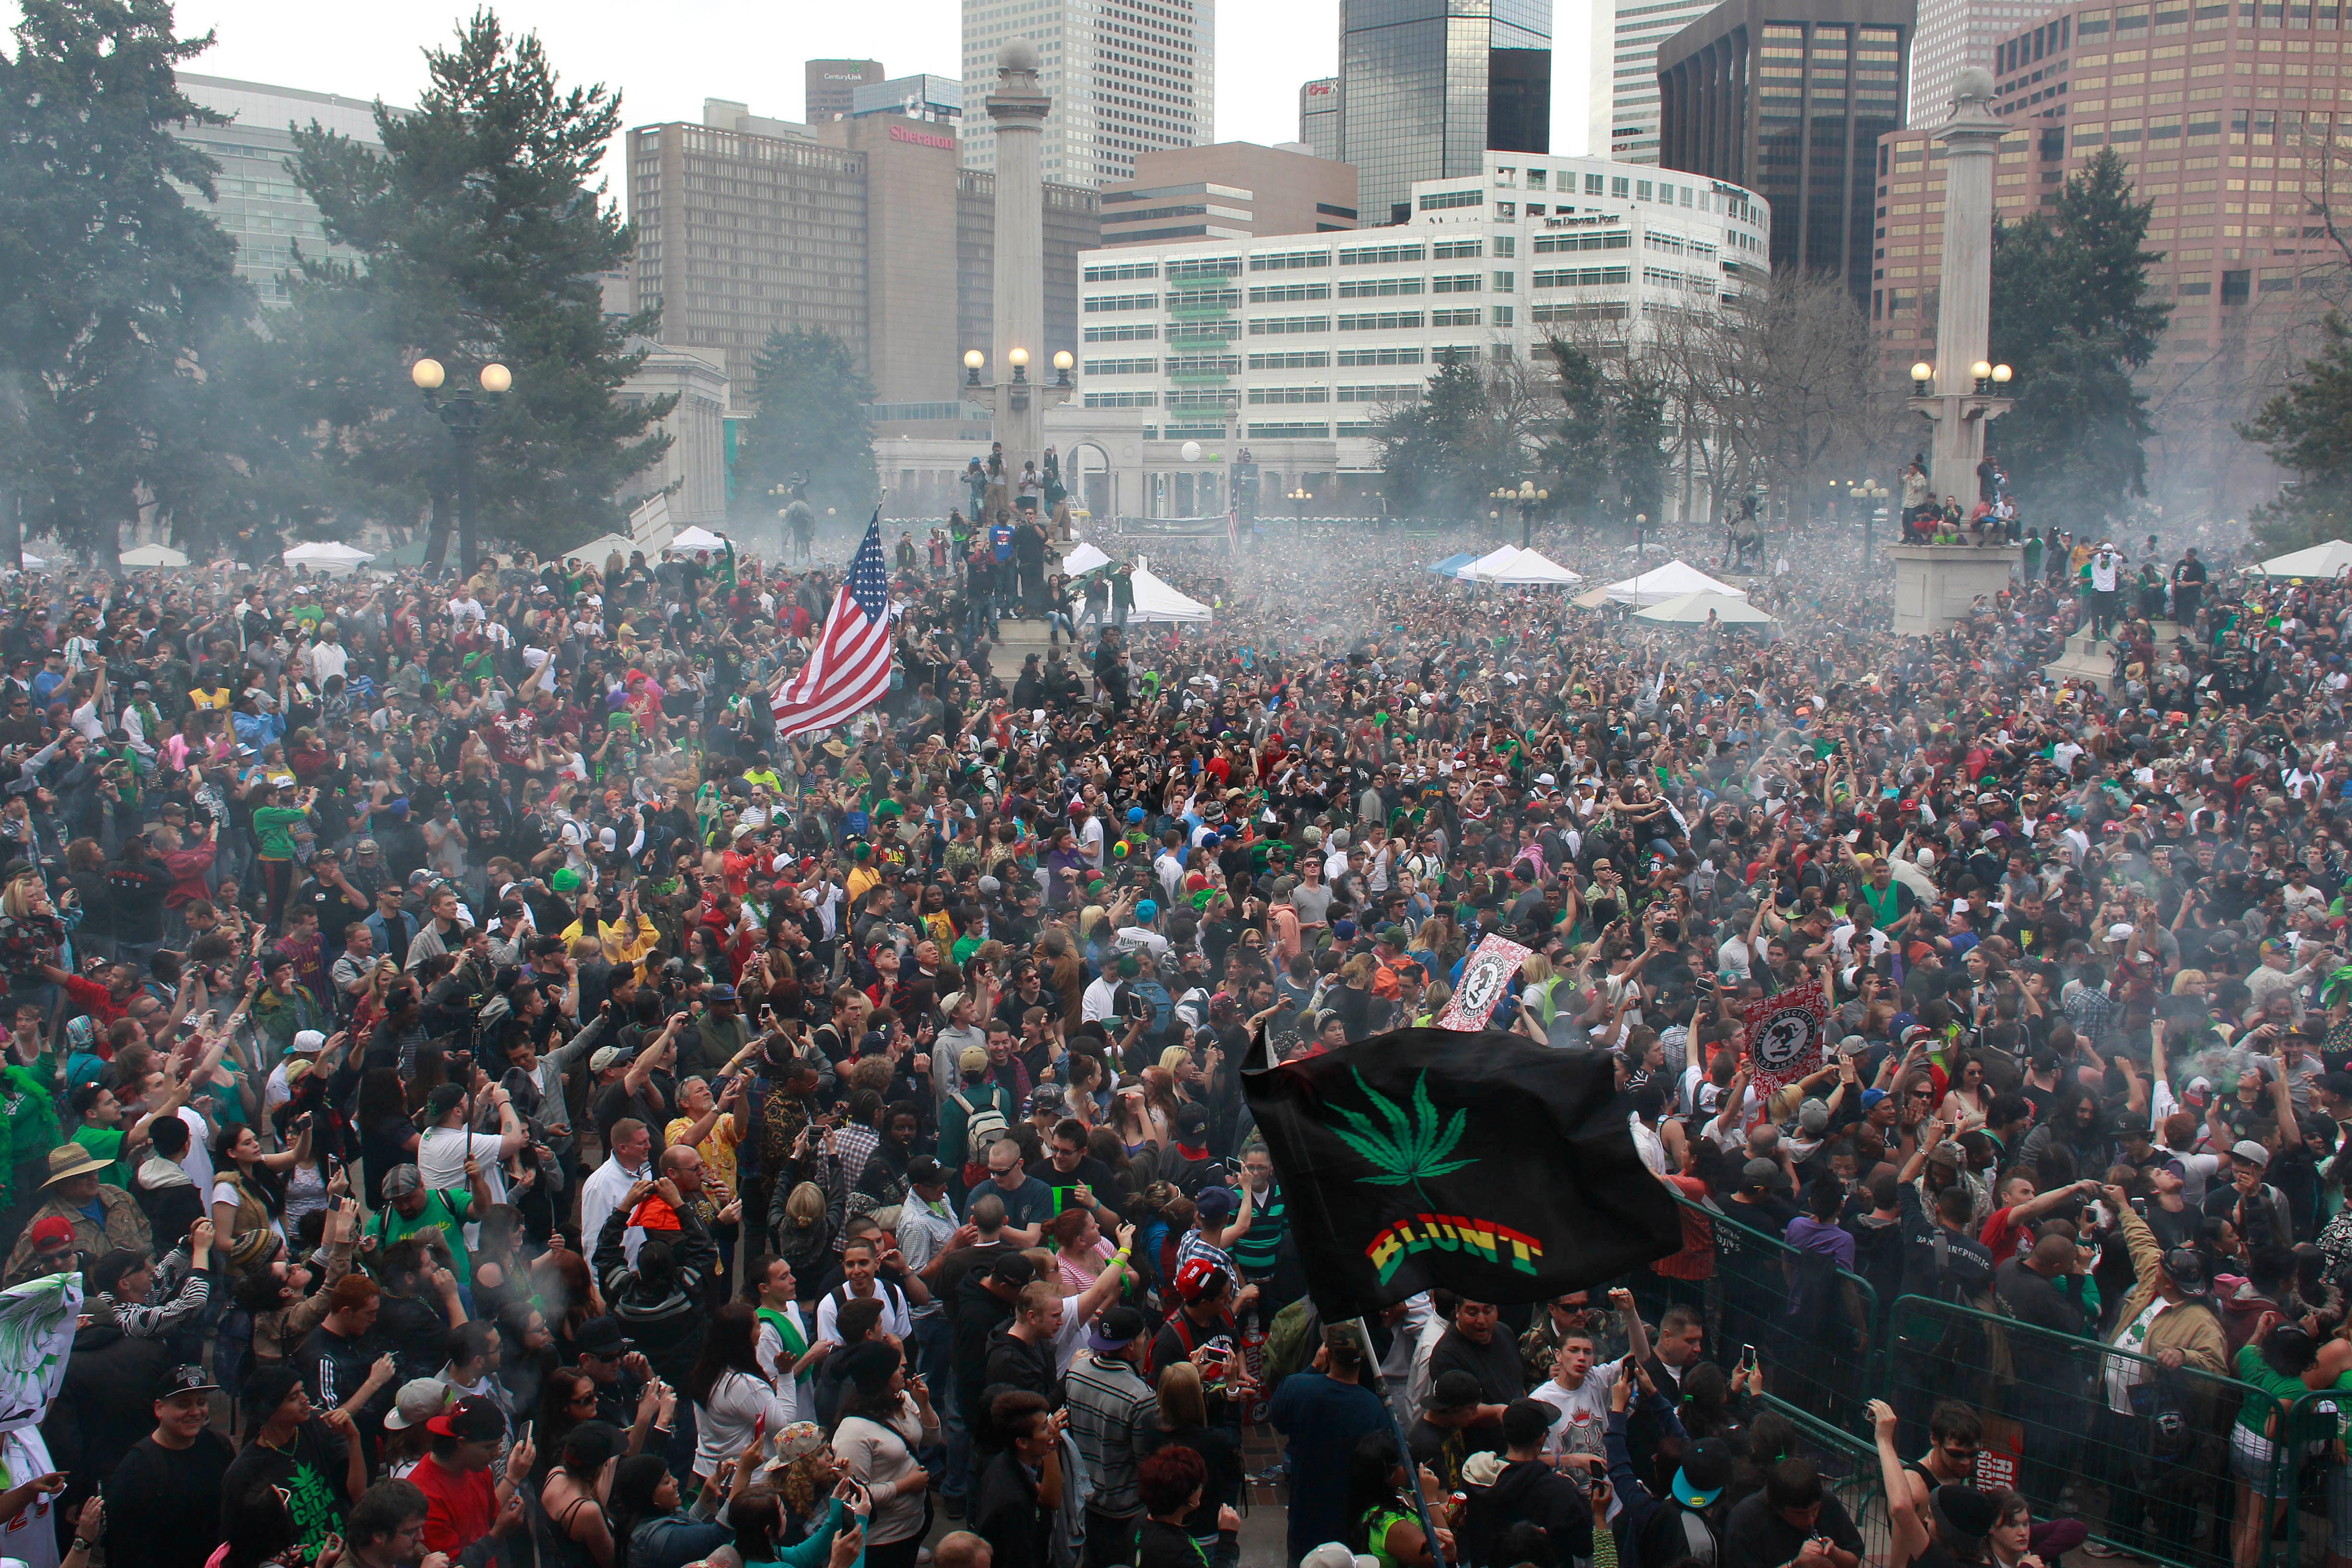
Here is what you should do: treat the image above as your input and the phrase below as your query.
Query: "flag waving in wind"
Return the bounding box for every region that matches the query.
[772,511,895,739]
[1243,1025,1679,1320]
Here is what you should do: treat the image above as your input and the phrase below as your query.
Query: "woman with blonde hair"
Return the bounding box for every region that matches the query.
[1140,1360,1243,1564]
[1112,1078,1166,1158]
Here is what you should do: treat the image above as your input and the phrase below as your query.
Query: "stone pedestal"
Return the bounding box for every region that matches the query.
[2041,619,2184,696]
[1889,544,2023,636]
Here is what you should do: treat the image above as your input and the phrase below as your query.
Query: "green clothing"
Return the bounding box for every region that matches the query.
[73,1125,127,1189]
[371,1188,473,1279]
[253,805,309,861]
[0,1064,58,1207]
[2233,1342,2309,1439]
[1228,1179,1287,1274]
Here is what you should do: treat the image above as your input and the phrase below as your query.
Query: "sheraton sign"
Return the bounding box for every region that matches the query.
[890,124,955,150]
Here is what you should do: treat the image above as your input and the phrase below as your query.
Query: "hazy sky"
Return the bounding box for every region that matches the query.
[53,0,1592,176]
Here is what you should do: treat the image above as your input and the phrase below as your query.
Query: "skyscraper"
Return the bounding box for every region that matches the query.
[1906,0,2058,127]
[1299,77,1342,161]
[1337,0,1553,227]
[172,74,386,305]
[1593,0,1731,163]
[806,60,884,122]
[958,0,1213,188]
[1657,0,1913,299]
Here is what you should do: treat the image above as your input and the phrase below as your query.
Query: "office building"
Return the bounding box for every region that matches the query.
[1595,0,1732,163]
[1300,77,1342,161]
[852,74,962,123]
[1338,0,1554,227]
[627,104,1099,408]
[1069,150,1767,511]
[1099,142,1358,246]
[807,60,884,122]
[1872,0,2347,510]
[1657,0,1914,300]
[959,0,1213,188]
[1910,0,2061,125]
[172,74,388,304]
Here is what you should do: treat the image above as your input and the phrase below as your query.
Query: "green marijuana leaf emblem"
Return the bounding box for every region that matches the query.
[1328,1068,1474,1210]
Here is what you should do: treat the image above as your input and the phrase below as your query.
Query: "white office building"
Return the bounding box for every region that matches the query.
[1591,0,1725,163]
[959,0,1213,187]
[173,74,389,304]
[1066,152,1768,510]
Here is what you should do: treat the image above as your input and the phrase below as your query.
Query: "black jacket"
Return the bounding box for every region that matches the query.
[41,1320,171,1488]
[983,1322,1061,1407]
[953,1270,1016,1417]
[973,1450,1050,1568]
[1460,1459,1595,1565]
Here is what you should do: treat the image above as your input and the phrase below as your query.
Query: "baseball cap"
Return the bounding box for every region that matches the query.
[2231,1139,2271,1168]
[906,1155,947,1188]
[289,1030,327,1054]
[1672,1438,1733,1507]
[1089,1304,1145,1353]
[381,1164,425,1199]
[958,1045,990,1076]
[572,1317,635,1358]
[590,1045,628,1073]
[381,1377,454,1430]
[2161,1247,2209,1292]
[29,1216,74,1252]
[1429,1370,1484,1415]
[155,1364,219,1400]
[1741,1157,1780,1189]
[1172,1257,1227,1302]
[1936,1484,1999,1542]
[426,1394,506,1441]
[1195,1185,1237,1219]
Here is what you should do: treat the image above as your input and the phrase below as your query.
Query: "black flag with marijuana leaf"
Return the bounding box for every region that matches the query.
[1242,1026,1680,1320]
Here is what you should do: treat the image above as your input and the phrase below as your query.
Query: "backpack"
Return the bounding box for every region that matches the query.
[950,1089,1009,1161]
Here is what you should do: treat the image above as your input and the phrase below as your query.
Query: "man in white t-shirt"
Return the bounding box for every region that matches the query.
[1528,1328,1620,1466]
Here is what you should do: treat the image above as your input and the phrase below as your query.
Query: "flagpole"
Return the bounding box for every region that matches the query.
[1350,1315,1453,1568]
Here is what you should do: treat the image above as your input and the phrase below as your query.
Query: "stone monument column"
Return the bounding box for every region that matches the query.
[1889,65,2023,637]
[986,41,1051,478]
[1923,66,2011,506]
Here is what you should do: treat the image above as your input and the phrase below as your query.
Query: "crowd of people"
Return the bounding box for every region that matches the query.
[0,496,2333,1568]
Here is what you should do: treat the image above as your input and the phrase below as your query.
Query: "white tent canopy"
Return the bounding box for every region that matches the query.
[1592,559,1748,607]
[1126,557,1212,623]
[1633,588,1779,626]
[666,525,730,553]
[282,541,374,576]
[1470,547,1583,585]
[2253,539,2352,578]
[1061,541,1111,576]
[120,544,189,569]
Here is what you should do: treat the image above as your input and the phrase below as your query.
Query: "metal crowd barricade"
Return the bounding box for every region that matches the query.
[1661,1191,1881,1433]
[1880,1296,2297,1568]
[2278,1386,2352,1568]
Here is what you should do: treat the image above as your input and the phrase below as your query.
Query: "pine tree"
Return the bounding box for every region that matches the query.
[1989,147,2169,520]
[0,0,254,566]
[286,10,670,566]
[1376,349,1486,519]
[2239,312,2352,550]
[1609,364,1669,527]
[731,328,877,540]
[1544,339,1613,522]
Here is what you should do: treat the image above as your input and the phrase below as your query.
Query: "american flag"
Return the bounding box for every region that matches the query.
[771,511,895,738]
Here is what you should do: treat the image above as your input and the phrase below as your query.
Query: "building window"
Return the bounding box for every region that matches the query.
[1432,307,1482,325]
[1247,315,1331,335]
[1432,274,1482,293]
[1083,323,1158,342]
[1335,346,1424,366]
[1337,277,1424,298]
[1419,189,1485,210]
[1083,391,1156,407]
[1250,249,1331,270]
[1082,357,1157,375]
[1338,242,1428,265]
[1082,260,1158,282]
[1492,305,1515,326]
[1336,310,1425,330]
[1433,238,1484,258]
[1247,385,1329,404]
[1494,235,1516,257]
[1248,350,1330,368]
[1532,266,1635,288]
[1084,293,1158,312]
[1246,421,1331,438]
[1338,383,1421,402]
